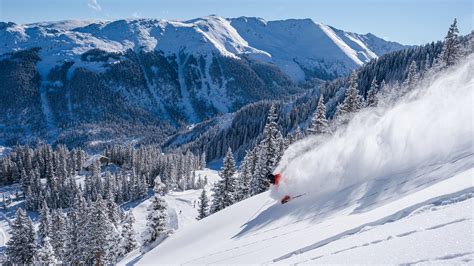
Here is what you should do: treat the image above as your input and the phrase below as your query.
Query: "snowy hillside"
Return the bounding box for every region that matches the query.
[135,54,474,264]
[0,169,221,263]
[128,169,220,244]
[230,17,396,80]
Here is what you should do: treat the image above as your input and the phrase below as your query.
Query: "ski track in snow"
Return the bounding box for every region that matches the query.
[275,189,473,264]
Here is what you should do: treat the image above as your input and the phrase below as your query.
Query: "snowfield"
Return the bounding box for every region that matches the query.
[118,169,220,265]
[135,56,474,264]
[129,169,220,245]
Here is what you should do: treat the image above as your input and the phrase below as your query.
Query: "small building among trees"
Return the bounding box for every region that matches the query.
[83,155,110,171]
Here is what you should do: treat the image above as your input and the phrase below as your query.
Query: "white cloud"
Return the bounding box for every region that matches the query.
[87,0,102,11]
[132,11,141,18]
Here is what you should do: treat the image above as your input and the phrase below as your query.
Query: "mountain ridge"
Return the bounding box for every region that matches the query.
[1,15,406,81]
[0,15,407,146]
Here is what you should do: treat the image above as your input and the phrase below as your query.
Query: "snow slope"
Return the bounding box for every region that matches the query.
[136,55,473,264]
[118,169,220,265]
[125,169,220,244]
[230,17,366,80]
[137,158,473,264]
[0,16,405,81]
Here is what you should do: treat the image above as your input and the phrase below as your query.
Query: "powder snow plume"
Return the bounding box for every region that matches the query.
[273,55,474,200]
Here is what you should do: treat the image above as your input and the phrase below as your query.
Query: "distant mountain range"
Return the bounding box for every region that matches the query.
[0,15,407,146]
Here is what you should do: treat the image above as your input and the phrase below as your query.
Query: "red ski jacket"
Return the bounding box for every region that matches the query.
[274,173,282,185]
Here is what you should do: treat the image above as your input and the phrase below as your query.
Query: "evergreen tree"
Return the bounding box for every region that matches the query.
[106,192,121,226]
[89,198,118,265]
[200,152,207,169]
[38,200,52,244]
[440,18,461,67]
[366,78,379,107]
[211,148,237,213]
[250,104,283,195]
[342,71,363,113]
[51,209,67,262]
[334,71,363,125]
[405,61,419,90]
[142,194,169,245]
[197,189,209,220]
[6,208,37,264]
[236,149,254,201]
[307,95,329,135]
[293,126,304,141]
[376,79,390,105]
[37,236,57,264]
[120,211,138,255]
[65,193,88,264]
[154,176,167,196]
[24,185,35,210]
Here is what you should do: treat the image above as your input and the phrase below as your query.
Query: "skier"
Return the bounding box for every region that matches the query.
[267,173,291,204]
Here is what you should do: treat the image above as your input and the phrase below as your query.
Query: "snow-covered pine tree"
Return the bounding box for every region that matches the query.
[24,185,34,210]
[84,173,93,201]
[38,200,52,244]
[75,193,92,264]
[106,191,121,226]
[6,208,37,264]
[200,151,207,169]
[64,207,77,262]
[293,126,304,141]
[120,211,137,255]
[440,18,461,67]
[250,104,283,195]
[129,168,139,200]
[334,71,363,125]
[154,176,167,196]
[366,78,379,107]
[121,171,130,202]
[196,174,203,189]
[197,189,209,220]
[211,148,237,213]
[307,95,329,135]
[137,173,148,198]
[142,194,169,245]
[37,236,57,264]
[376,79,389,104]
[405,61,419,90]
[51,209,67,262]
[89,198,118,264]
[236,151,252,201]
[342,71,363,113]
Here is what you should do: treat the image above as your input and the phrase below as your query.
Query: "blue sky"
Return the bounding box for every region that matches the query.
[0,0,472,45]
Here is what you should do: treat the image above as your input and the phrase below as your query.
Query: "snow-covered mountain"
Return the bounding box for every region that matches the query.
[133,54,474,264]
[1,15,404,81]
[0,15,407,146]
